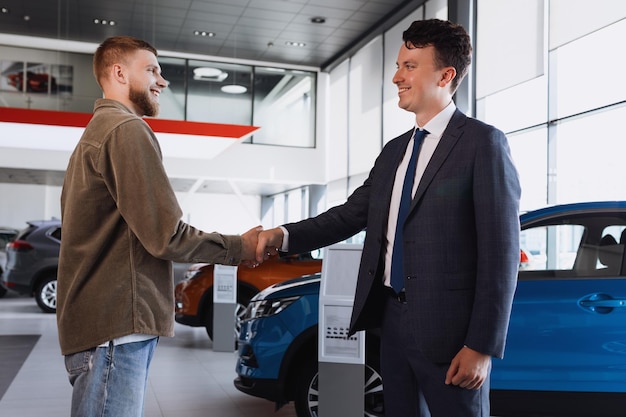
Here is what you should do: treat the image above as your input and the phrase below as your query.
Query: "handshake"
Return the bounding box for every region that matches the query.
[239,226,285,268]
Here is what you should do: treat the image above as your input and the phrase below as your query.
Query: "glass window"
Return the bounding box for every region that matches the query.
[521,215,626,278]
[158,57,187,121]
[476,75,547,134]
[597,225,626,272]
[348,36,383,176]
[476,0,544,99]
[252,67,316,147]
[554,105,626,204]
[551,19,626,119]
[187,60,252,125]
[507,127,548,212]
[520,224,584,271]
[549,0,626,49]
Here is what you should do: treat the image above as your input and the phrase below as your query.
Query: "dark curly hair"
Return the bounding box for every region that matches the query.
[402,19,472,93]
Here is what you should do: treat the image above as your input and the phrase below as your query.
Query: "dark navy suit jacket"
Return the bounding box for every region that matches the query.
[284,109,521,363]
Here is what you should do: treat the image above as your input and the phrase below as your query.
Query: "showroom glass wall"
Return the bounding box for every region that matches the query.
[267,0,626,230]
[0,48,316,148]
[476,0,626,212]
[153,57,316,147]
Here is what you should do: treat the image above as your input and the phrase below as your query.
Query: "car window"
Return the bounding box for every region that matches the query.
[520,224,583,271]
[520,215,626,278]
[595,225,626,273]
[49,227,62,241]
[0,232,17,248]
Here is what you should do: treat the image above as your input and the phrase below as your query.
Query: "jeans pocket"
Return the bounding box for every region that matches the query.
[64,349,93,386]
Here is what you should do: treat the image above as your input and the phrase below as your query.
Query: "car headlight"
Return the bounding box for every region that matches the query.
[183,269,202,280]
[245,296,300,320]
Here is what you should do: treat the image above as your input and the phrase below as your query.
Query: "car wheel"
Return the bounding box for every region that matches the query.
[294,353,384,417]
[35,274,57,313]
[204,289,255,340]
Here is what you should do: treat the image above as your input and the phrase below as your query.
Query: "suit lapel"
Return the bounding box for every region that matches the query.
[385,128,414,192]
[410,110,467,211]
[377,129,414,227]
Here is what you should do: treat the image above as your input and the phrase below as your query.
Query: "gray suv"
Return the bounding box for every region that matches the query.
[1,218,194,312]
[2,219,61,313]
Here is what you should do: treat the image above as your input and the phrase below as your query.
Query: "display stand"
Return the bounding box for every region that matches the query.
[318,243,364,417]
[212,264,237,352]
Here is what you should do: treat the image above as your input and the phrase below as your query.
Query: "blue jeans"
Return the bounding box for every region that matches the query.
[64,337,158,417]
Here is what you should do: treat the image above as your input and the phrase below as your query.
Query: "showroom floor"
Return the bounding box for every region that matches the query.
[0,292,297,417]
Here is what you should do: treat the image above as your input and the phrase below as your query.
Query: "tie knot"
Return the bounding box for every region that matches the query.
[411,129,428,151]
[414,128,428,139]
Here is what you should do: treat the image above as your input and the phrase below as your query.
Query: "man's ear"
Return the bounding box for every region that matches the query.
[438,67,456,88]
[111,63,127,85]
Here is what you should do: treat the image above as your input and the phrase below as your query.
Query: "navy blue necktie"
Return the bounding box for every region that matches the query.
[390,129,428,294]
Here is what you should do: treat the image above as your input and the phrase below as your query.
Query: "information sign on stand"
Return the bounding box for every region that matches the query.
[318,243,364,417]
[213,264,237,352]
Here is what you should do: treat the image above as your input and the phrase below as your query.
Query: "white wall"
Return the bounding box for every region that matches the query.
[0,183,61,229]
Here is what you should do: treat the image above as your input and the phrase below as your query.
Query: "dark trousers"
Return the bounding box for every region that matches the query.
[380,295,490,417]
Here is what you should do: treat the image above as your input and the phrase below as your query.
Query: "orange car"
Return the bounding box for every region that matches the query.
[174,252,322,339]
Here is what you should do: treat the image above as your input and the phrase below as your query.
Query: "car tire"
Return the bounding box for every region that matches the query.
[35,273,57,314]
[293,346,384,417]
[204,288,256,340]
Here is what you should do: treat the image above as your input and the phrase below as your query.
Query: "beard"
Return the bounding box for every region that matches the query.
[129,84,159,117]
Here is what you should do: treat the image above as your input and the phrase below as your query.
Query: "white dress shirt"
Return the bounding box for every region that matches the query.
[383,102,457,287]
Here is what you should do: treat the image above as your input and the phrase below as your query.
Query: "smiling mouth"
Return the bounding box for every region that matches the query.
[398,87,410,94]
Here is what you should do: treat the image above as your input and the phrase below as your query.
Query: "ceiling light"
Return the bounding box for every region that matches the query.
[93,18,116,26]
[310,16,326,24]
[193,67,223,78]
[285,41,306,48]
[1,7,9,14]
[193,67,228,82]
[221,85,247,94]
[193,30,215,37]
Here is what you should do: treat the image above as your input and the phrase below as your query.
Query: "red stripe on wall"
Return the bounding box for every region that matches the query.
[0,107,259,139]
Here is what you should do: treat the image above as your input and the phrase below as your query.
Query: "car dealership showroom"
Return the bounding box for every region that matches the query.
[2,0,626,416]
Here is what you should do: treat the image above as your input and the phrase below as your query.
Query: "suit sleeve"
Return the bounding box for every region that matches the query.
[465,127,521,358]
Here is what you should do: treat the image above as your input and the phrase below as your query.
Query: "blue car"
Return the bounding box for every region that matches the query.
[235,201,626,417]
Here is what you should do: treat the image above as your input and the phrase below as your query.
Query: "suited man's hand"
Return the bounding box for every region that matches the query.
[255,228,284,263]
[444,346,491,390]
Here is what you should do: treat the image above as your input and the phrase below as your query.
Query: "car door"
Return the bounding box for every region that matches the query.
[492,212,626,393]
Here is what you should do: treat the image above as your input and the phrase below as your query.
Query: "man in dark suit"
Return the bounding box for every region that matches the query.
[257,19,520,417]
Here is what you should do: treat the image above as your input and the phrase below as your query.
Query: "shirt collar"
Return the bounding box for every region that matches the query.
[416,101,456,139]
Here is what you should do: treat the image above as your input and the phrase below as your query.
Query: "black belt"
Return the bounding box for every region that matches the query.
[386,286,406,303]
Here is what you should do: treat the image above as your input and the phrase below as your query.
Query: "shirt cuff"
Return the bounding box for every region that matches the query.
[279,226,289,252]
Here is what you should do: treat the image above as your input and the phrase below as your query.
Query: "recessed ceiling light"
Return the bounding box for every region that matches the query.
[285,41,306,48]
[193,30,215,37]
[93,18,116,26]
[23,15,30,21]
[310,16,326,24]
[1,7,9,14]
